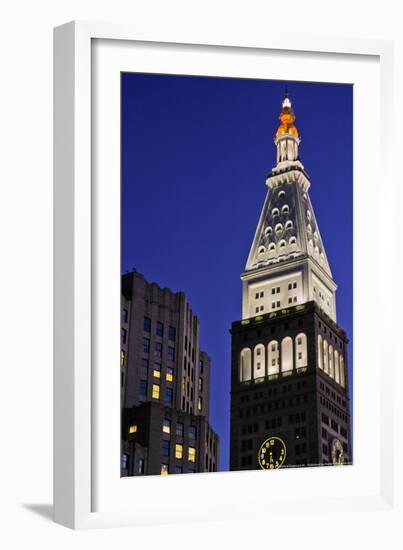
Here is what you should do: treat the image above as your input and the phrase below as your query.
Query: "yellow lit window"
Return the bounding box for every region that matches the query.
[152,384,160,400]
[188,447,196,463]
[161,464,169,476]
[129,424,137,434]
[198,397,202,411]
[175,444,183,459]
[166,367,174,382]
[153,369,161,378]
[163,419,171,434]
[121,350,126,367]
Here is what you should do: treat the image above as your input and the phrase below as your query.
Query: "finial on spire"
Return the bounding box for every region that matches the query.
[282,86,292,110]
[276,88,298,138]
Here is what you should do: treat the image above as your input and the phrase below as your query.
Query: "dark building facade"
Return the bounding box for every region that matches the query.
[230,92,351,471]
[121,271,219,476]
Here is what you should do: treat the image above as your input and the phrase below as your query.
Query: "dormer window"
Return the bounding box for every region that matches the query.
[285,220,293,230]
[272,208,280,217]
[279,190,285,198]
[275,223,283,234]
[258,246,265,255]
[278,239,286,249]
[268,243,276,252]
[289,236,297,246]
[265,226,273,236]
[282,205,290,214]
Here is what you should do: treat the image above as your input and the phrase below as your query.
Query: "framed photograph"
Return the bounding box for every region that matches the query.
[54,21,397,529]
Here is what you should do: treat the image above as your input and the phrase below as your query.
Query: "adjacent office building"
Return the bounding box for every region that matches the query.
[121,271,219,476]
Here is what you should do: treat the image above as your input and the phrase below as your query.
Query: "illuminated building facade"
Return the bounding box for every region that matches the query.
[230,92,351,470]
[121,271,219,476]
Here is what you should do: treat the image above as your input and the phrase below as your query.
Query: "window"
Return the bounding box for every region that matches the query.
[188,447,196,463]
[152,383,160,400]
[255,292,259,299]
[279,190,285,198]
[122,308,128,323]
[322,444,328,456]
[143,317,151,332]
[138,458,145,474]
[153,363,161,378]
[139,380,148,396]
[175,444,183,459]
[121,350,126,367]
[277,301,280,307]
[156,321,164,337]
[199,360,204,373]
[165,387,173,404]
[285,220,293,230]
[168,326,176,341]
[282,205,289,214]
[163,418,171,434]
[289,237,297,246]
[198,377,203,392]
[265,226,273,236]
[275,223,283,234]
[268,243,276,252]
[143,338,150,354]
[168,346,175,361]
[175,466,183,474]
[161,440,170,457]
[260,291,264,298]
[276,287,280,293]
[161,463,169,476]
[189,426,197,440]
[155,342,162,357]
[121,328,127,344]
[141,358,149,371]
[279,240,286,249]
[129,424,137,434]
[258,246,265,255]
[272,208,279,216]
[271,288,276,295]
[166,367,174,382]
[198,397,203,411]
[176,422,184,438]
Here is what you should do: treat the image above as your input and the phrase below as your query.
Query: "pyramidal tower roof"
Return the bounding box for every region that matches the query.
[244,92,332,278]
[241,90,337,323]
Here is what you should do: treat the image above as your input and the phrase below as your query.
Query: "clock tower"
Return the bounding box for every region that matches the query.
[229,91,351,470]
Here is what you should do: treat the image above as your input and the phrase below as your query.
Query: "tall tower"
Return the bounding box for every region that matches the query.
[230,91,351,470]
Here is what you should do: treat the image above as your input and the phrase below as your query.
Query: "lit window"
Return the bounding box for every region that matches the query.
[198,397,202,411]
[129,424,137,434]
[168,346,175,361]
[121,350,126,367]
[168,326,176,341]
[161,464,169,476]
[188,447,196,463]
[153,363,161,378]
[163,419,171,434]
[166,367,174,382]
[175,444,183,459]
[152,384,160,400]
[143,317,151,332]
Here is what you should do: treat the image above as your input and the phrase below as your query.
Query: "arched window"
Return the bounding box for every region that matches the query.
[323,340,329,374]
[285,220,293,230]
[317,334,323,369]
[295,333,307,368]
[279,190,285,198]
[265,226,272,236]
[281,336,293,373]
[268,243,276,252]
[307,223,312,234]
[334,350,340,383]
[308,239,314,250]
[289,236,297,246]
[240,348,252,382]
[278,239,287,250]
[258,246,265,255]
[306,210,311,220]
[268,340,279,376]
[275,223,283,234]
[272,208,280,217]
[282,205,290,214]
[329,345,334,378]
[253,344,265,379]
[313,231,319,242]
[340,355,345,387]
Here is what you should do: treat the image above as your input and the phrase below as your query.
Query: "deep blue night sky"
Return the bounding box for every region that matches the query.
[121,73,353,471]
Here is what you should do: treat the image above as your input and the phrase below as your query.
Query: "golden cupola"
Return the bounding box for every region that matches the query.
[274,90,300,164]
[276,91,299,138]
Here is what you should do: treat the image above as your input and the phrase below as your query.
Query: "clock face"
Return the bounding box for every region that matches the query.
[258,436,287,470]
[331,438,344,465]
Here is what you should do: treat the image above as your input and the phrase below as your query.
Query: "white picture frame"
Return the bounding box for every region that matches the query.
[54,21,399,530]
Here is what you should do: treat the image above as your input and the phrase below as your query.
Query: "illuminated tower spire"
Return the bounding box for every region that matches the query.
[242,90,337,321]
